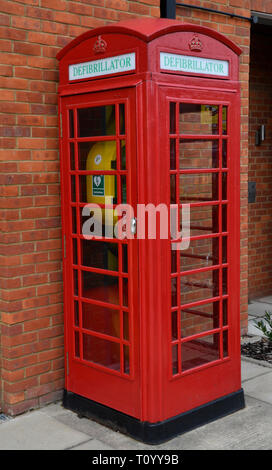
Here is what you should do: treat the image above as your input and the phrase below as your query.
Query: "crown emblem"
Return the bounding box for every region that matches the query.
[189,35,203,52]
[93,35,107,54]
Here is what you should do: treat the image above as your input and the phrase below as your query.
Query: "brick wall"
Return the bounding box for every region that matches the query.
[248,25,272,299]
[0,0,160,415]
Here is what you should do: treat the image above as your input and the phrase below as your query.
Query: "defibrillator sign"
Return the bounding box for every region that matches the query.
[92,175,105,196]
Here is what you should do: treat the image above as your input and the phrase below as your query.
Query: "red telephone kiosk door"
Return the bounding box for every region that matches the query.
[159,85,242,419]
[61,87,141,418]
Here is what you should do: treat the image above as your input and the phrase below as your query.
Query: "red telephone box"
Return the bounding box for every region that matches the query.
[57,18,245,444]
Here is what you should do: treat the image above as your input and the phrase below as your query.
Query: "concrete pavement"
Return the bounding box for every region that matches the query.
[0,357,272,450]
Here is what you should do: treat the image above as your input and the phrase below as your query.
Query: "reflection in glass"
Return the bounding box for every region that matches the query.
[182,205,219,237]
[179,103,219,135]
[180,237,219,272]
[77,105,115,137]
[181,301,219,338]
[181,333,220,371]
[83,333,120,371]
[180,173,219,203]
[81,270,119,305]
[180,269,219,305]
[179,139,219,169]
[82,302,119,338]
[81,239,118,271]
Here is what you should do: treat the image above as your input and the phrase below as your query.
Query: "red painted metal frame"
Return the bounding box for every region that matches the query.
[58,19,242,424]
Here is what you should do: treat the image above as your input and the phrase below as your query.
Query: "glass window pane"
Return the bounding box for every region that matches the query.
[180,237,219,272]
[69,109,74,138]
[222,204,227,232]
[71,207,77,234]
[172,344,178,375]
[222,172,227,200]
[170,138,176,170]
[77,105,115,137]
[179,139,219,169]
[222,139,227,168]
[172,310,178,340]
[180,173,219,203]
[71,175,76,202]
[81,271,119,305]
[70,142,75,170]
[170,174,176,204]
[81,240,118,271]
[222,106,228,135]
[123,278,128,307]
[181,333,220,371]
[181,301,220,338]
[171,277,177,306]
[222,236,227,264]
[79,174,117,204]
[170,102,176,134]
[182,205,219,237]
[73,269,78,296]
[223,330,229,357]
[78,140,117,171]
[120,140,126,170]
[171,250,177,273]
[73,238,78,265]
[179,103,219,135]
[119,103,125,135]
[83,333,120,371]
[223,299,228,326]
[121,175,127,204]
[74,300,79,327]
[123,344,130,374]
[180,269,219,305]
[123,311,129,340]
[122,245,128,273]
[82,302,120,338]
[223,267,228,295]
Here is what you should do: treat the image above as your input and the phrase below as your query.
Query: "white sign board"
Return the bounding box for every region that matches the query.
[160,52,229,77]
[69,53,136,81]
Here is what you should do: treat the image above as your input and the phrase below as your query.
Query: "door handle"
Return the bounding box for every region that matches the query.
[130,217,137,235]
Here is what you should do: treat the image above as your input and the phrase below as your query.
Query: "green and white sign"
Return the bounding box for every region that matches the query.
[92,175,105,197]
[160,52,229,77]
[69,53,136,81]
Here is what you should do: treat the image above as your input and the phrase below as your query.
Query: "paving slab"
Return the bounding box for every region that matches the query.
[241,360,272,381]
[255,296,272,304]
[243,371,272,405]
[0,410,90,450]
[71,438,114,450]
[248,302,272,318]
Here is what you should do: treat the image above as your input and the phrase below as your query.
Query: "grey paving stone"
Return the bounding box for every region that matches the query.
[0,410,89,450]
[241,360,272,381]
[248,302,272,318]
[71,439,114,450]
[243,371,272,405]
[255,296,272,304]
